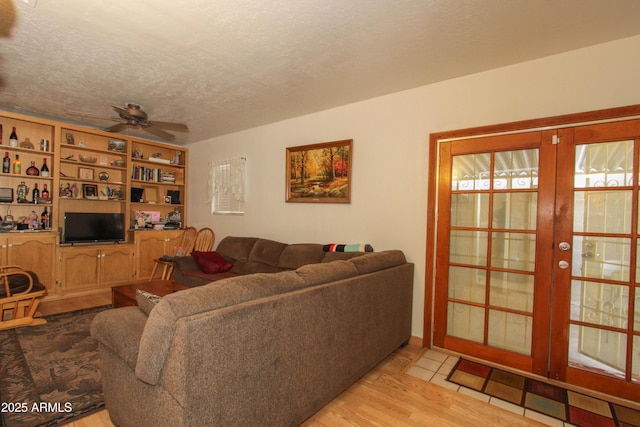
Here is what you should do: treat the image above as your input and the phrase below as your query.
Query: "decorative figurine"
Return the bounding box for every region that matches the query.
[135,211,146,228]
[166,208,181,224]
[59,183,72,198]
[27,211,39,229]
[112,187,123,200]
[19,138,34,149]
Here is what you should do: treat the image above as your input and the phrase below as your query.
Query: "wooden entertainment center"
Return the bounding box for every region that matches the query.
[0,109,189,301]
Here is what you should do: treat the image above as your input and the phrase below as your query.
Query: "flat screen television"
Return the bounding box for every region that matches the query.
[63,212,125,244]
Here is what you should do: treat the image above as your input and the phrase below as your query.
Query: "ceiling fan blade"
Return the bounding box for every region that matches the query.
[104,123,129,133]
[148,121,189,132]
[112,105,135,120]
[145,126,176,141]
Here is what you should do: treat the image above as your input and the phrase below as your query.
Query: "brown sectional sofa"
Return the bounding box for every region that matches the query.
[91,236,414,427]
[171,236,371,287]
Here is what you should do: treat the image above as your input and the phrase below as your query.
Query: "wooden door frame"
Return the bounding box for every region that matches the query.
[424,104,640,349]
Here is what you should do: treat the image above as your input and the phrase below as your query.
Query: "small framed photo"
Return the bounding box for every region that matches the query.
[78,167,95,180]
[83,184,98,199]
[164,195,172,204]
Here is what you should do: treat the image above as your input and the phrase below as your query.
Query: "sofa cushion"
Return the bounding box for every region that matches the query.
[216,236,258,262]
[191,251,233,274]
[278,243,325,270]
[248,239,287,266]
[231,261,285,274]
[295,260,358,286]
[348,250,407,274]
[321,251,364,262]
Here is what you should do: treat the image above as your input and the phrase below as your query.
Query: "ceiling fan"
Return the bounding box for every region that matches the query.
[103,103,189,141]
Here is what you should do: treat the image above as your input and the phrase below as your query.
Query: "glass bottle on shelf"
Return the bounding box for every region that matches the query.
[9,127,18,147]
[32,183,39,204]
[5,208,13,222]
[40,158,49,177]
[41,183,49,201]
[2,152,9,173]
[41,206,49,229]
[26,161,39,176]
[12,154,21,174]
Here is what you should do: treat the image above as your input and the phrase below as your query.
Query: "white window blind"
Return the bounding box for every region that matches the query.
[207,157,245,215]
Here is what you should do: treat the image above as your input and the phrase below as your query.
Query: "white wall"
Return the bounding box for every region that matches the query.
[186,35,640,339]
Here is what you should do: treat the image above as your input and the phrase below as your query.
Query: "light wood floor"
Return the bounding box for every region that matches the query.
[47,296,544,427]
[38,291,112,316]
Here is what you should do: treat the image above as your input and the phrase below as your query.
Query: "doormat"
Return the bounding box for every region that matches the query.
[447,359,640,427]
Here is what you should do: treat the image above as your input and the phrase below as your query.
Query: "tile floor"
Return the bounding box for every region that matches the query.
[406,349,574,427]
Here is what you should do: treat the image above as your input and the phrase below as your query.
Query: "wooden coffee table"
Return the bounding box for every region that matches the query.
[111,280,188,308]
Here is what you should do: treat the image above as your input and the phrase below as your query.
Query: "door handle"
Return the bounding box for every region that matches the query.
[558,260,569,269]
[558,242,570,251]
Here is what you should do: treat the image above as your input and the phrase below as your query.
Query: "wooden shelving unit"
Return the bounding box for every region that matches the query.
[0,109,189,299]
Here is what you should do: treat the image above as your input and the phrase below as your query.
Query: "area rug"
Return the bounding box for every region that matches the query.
[0,306,109,427]
[447,359,640,427]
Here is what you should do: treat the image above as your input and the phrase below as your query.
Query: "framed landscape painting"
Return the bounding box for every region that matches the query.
[286,139,352,203]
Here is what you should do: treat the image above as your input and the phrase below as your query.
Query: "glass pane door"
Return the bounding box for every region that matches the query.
[434,131,556,375]
[550,121,640,400]
[433,119,640,402]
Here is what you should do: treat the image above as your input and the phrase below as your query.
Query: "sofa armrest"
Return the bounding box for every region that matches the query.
[90,306,148,371]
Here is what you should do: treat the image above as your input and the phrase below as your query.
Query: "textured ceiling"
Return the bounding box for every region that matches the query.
[1,0,640,145]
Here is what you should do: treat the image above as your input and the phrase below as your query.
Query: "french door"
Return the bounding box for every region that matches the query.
[432,119,640,401]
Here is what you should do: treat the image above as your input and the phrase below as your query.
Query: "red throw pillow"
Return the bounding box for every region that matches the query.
[191,251,233,274]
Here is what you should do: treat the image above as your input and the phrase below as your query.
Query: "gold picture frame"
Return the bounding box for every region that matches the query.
[286,139,352,203]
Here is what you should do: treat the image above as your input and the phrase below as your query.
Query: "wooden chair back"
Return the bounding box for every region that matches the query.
[175,226,198,256]
[194,227,215,252]
[150,227,198,281]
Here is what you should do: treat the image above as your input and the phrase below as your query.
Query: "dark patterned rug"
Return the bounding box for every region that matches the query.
[447,358,640,427]
[0,306,109,427]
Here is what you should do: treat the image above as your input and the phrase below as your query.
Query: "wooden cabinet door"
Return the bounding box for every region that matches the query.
[58,247,100,292]
[135,232,166,280]
[134,230,182,280]
[100,246,134,286]
[6,233,57,295]
[0,237,9,265]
